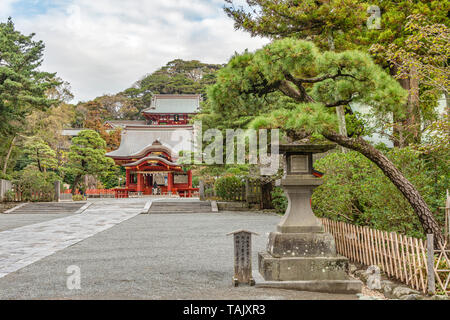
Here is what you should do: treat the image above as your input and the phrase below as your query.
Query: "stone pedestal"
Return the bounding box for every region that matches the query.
[257,145,361,294]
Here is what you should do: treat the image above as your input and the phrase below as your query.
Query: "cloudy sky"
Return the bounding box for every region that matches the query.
[1,0,268,102]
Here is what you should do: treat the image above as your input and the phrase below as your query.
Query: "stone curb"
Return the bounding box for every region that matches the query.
[141,201,152,214]
[253,271,362,294]
[3,203,28,214]
[211,201,218,212]
[74,202,92,214]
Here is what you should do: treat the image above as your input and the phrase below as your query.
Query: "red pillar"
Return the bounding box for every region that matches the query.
[126,169,130,188]
[187,170,193,197]
[168,172,173,195]
[137,173,143,193]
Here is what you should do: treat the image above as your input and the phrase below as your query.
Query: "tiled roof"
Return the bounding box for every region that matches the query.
[105,120,147,128]
[142,94,201,114]
[105,126,194,159]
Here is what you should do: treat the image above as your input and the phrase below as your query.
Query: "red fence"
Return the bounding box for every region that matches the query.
[63,189,115,198]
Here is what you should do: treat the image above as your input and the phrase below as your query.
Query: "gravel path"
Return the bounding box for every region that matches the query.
[0,199,148,279]
[0,204,357,300]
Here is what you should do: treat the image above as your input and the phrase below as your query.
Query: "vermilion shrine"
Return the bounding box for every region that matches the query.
[106,94,200,198]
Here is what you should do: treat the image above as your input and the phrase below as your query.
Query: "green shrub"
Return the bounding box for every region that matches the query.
[72,194,84,201]
[269,148,446,238]
[11,166,61,202]
[4,190,16,202]
[192,176,200,188]
[215,176,244,201]
[311,148,445,238]
[271,187,287,214]
[0,172,11,180]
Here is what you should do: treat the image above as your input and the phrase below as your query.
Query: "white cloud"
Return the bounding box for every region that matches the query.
[10,0,269,102]
[0,0,19,20]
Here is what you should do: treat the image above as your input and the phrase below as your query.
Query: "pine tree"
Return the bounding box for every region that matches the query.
[207,38,445,245]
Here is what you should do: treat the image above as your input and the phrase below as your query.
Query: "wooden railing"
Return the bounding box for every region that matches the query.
[321,218,449,296]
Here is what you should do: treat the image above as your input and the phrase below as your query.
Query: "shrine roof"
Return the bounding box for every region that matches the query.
[106,126,194,159]
[142,94,201,114]
[105,120,147,128]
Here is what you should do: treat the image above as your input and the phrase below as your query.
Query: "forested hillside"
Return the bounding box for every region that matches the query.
[0,18,220,192]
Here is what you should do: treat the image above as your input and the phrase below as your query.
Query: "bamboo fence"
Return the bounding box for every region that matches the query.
[321,218,449,295]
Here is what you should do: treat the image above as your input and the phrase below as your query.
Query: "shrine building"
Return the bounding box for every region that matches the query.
[106,94,200,198]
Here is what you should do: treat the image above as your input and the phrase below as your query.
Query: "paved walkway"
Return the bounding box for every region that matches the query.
[0,200,357,299]
[0,199,148,279]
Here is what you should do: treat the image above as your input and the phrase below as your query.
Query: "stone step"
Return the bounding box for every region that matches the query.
[7,202,86,214]
[148,201,212,214]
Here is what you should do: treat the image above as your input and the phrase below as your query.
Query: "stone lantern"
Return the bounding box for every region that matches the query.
[256,144,362,293]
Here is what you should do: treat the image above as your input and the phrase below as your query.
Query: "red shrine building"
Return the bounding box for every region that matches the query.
[106,94,200,198]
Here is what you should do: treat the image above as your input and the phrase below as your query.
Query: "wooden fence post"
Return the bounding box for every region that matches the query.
[245,179,250,205]
[427,234,436,295]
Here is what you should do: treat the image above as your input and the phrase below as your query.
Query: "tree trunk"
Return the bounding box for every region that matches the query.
[327,32,348,153]
[36,150,43,172]
[322,130,445,247]
[335,106,348,153]
[71,175,82,195]
[2,135,16,175]
[407,65,422,144]
[261,181,274,209]
[390,65,422,147]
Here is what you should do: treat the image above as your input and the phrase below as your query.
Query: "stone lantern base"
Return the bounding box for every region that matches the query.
[259,232,349,281]
[256,232,362,293]
[256,176,362,294]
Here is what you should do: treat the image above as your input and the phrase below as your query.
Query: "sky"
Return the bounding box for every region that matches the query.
[1,0,268,102]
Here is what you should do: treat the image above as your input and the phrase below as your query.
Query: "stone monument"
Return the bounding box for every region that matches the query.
[256,144,362,293]
[227,229,258,286]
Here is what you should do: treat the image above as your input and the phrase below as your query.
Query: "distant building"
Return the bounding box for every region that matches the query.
[142,94,201,125]
[106,94,199,198]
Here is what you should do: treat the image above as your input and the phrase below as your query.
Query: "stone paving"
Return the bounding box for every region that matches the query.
[0,202,357,300]
[0,198,358,299]
[0,199,149,279]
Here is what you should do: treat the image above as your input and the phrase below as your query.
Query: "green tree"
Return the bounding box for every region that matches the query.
[0,18,59,173]
[224,0,449,147]
[0,18,59,135]
[207,38,444,245]
[124,59,223,110]
[23,137,58,172]
[224,0,367,50]
[65,130,116,194]
[12,166,61,202]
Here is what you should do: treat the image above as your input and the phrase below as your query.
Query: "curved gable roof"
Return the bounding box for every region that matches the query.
[142,94,201,114]
[106,126,194,160]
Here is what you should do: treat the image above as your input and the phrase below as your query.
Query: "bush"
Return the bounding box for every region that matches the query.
[192,176,200,188]
[11,166,61,202]
[215,176,244,201]
[271,187,287,214]
[4,190,16,202]
[0,172,11,180]
[72,194,85,201]
[311,148,445,238]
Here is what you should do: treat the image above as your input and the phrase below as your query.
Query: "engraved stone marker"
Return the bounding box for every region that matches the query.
[227,230,259,286]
